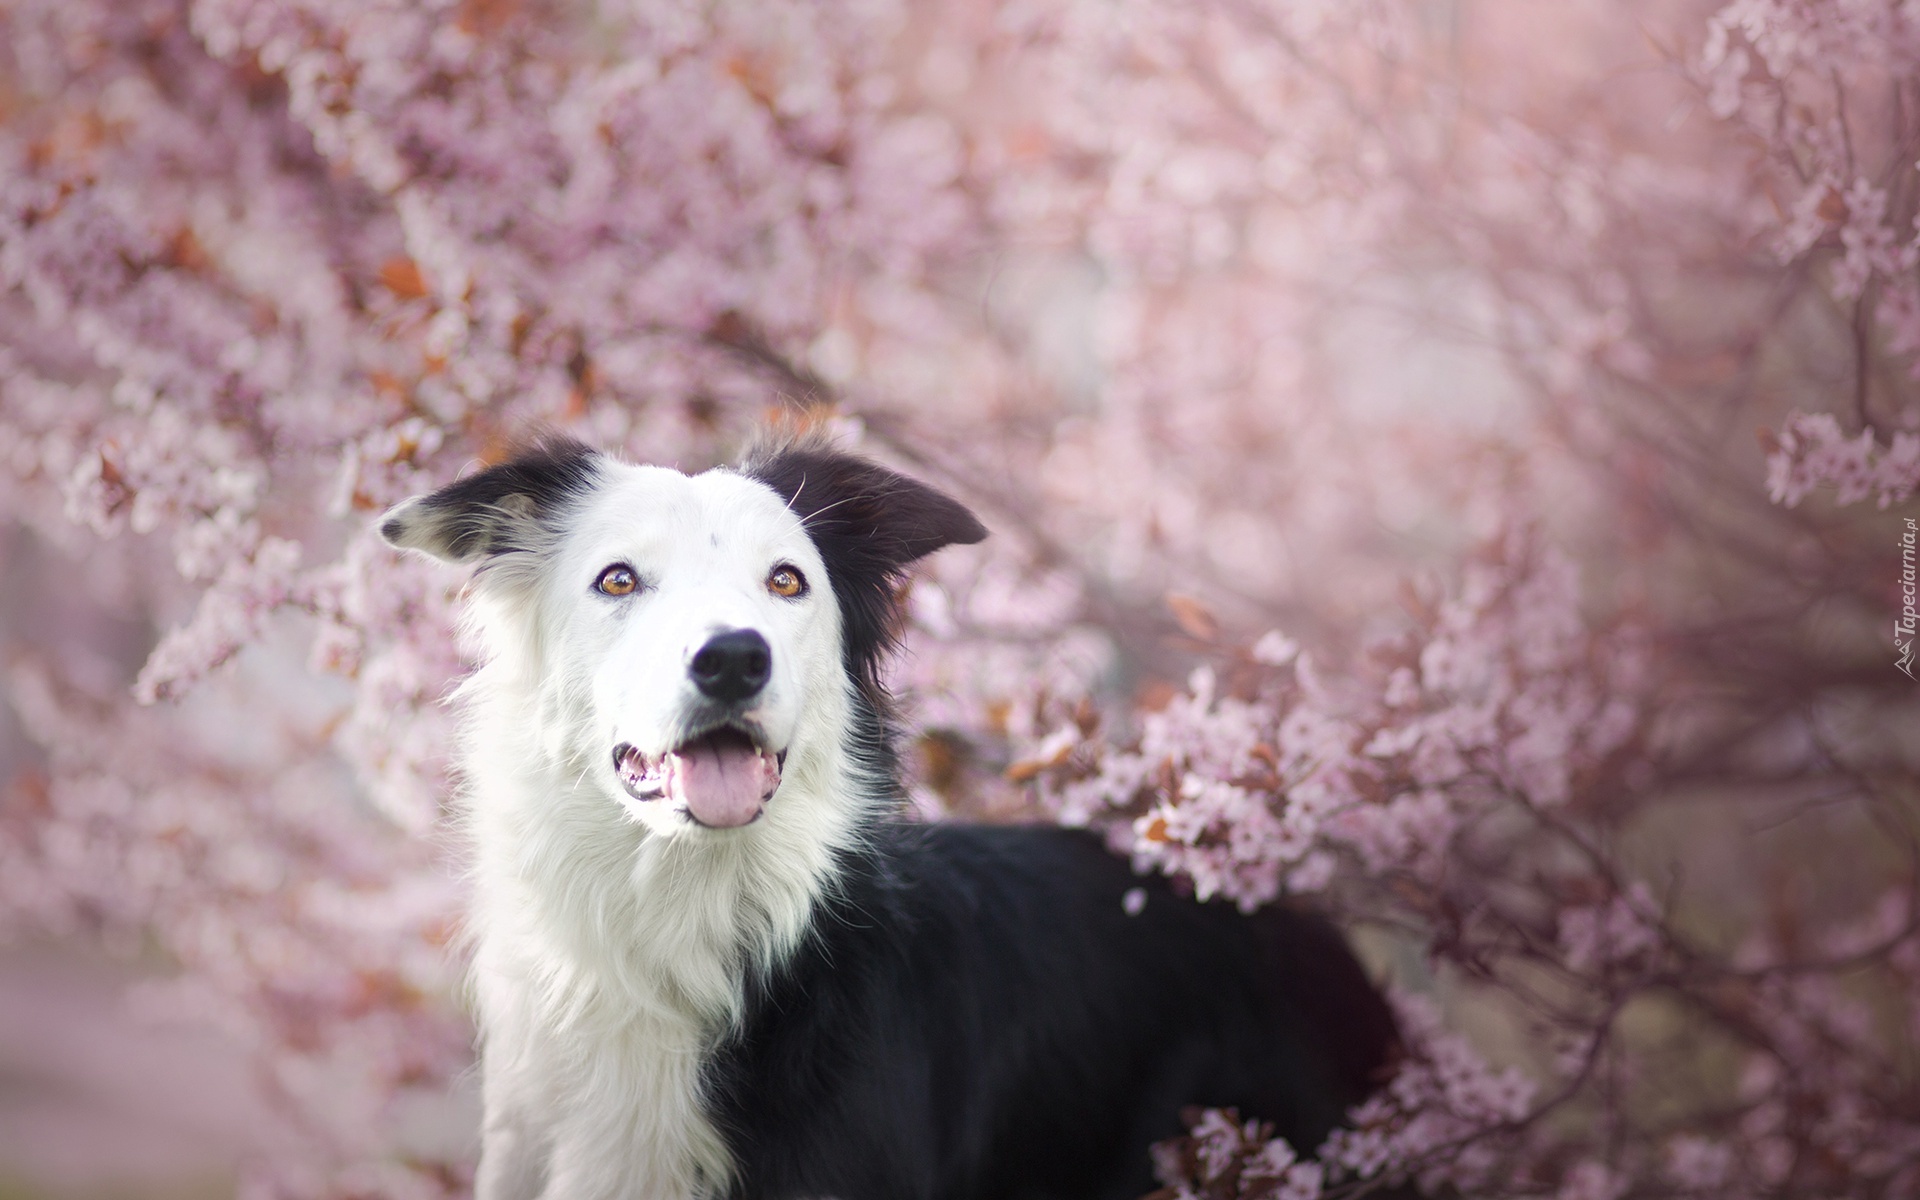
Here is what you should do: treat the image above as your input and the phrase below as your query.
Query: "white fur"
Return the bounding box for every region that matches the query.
[436,463,876,1200]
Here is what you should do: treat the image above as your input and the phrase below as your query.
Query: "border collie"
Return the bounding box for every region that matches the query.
[380,434,1397,1200]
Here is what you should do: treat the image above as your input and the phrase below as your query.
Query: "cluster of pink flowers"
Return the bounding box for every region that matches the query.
[1024,530,1643,913]
[0,654,472,1197]
[1764,410,1920,509]
[1703,2,1920,512]
[1145,1106,1328,1200]
[1701,1,1920,293]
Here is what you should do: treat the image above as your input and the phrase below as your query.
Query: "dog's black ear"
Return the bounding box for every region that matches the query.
[742,437,986,692]
[378,437,600,564]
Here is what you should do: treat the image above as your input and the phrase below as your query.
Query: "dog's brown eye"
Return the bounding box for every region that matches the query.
[595,564,639,597]
[767,565,807,599]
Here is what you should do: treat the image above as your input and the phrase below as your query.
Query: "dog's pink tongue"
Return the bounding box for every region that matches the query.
[669,739,770,828]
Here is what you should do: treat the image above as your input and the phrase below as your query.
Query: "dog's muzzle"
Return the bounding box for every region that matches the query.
[613,729,785,828]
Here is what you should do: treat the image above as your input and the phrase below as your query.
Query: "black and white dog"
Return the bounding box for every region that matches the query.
[380,434,1397,1200]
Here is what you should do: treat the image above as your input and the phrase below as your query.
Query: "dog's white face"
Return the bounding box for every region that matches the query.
[549,464,839,834]
[381,434,987,844]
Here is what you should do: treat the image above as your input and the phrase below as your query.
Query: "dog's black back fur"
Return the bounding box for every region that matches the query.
[705,822,1397,1200]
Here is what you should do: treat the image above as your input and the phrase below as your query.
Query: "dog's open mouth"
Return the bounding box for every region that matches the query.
[612,729,784,828]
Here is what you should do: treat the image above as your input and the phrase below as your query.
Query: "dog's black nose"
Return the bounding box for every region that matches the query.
[690,629,772,702]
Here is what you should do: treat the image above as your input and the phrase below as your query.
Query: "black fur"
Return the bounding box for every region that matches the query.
[705,824,1399,1200]
[740,437,988,701]
[379,436,600,564]
[708,442,1399,1200]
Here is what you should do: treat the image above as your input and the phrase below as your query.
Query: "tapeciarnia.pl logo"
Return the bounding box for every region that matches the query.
[1900,517,1917,680]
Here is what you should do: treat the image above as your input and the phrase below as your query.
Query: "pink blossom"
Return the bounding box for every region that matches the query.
[1555,1160,1628,1200]
[1665,1134,1733,1189]
[1766,412,1920,509]
[1558,883,1663,974]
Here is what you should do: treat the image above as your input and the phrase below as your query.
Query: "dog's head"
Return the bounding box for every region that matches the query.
[379,433,984,836]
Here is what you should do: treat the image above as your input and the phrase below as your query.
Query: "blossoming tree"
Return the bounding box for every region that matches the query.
[1,0,1915,1197]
